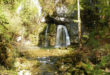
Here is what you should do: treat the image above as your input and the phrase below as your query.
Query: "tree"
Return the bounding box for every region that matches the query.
[77,0,82,49]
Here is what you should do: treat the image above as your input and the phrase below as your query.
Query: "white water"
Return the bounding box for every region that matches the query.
[18,70,31,75]
[16,3,22,15]
[44,25,49,47]
[16,0,42,16]
[16,36,22,42]
[55,25,70,48]
[41,17,46,22]
[32,0,42,16]
[54,0,59,6]
[37,56,57,75]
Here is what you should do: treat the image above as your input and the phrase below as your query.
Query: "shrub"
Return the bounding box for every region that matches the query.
[87,31,100,48]
[0,41,16,69]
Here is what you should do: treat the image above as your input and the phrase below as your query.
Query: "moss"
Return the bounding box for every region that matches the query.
[54,51,90,74]
[38,24,57,46]
[87,31,100,48]
[0,42,17,69]
[14,57,39,70]
[0,69,17,75]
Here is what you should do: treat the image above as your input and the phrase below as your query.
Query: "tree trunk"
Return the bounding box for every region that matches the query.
[77,0,82,49]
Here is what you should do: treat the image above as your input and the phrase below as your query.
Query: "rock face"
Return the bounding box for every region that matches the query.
[56,4,68,16]
[39,6,80,47]
[38,0,85,47]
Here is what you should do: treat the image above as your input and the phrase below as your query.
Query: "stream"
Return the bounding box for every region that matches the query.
[36,56,58,75]
[18,49,69,75]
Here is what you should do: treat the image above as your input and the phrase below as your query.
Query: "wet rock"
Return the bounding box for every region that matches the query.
[37,56,51,64]
[59,64,70,72]
[18,70,31,75]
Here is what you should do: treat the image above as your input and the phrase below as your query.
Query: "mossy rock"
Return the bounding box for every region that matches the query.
[0,42,15,69]
[54,51,91,74]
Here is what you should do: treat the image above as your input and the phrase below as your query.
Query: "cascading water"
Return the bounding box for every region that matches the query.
[16,3,22,15]
[16,0,42,17]
[54,0,59,6]
[36,56,58,75]
[44,25,49,47]
[55,25,70,48]
[32,0,42,16]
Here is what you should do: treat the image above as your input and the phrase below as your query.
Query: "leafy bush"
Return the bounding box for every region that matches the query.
[87,31,100,48]
[54,51,90,75]
[98,54,110,68]
[104,44,110,51]
[0,42,15,69]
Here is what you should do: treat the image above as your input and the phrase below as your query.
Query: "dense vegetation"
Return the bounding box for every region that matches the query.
[0,0,110,75]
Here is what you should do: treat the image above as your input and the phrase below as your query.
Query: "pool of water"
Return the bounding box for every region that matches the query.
[36,56,58,75]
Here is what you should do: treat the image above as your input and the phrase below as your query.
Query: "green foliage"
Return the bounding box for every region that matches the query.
[0,0,22,69]
[87,53,110,75]
[98,26,109,38]
[87,31,100,48]
[0,0,110,73]
[89,69,104,75]
[0,42,14,68]
[54,50,110,75]
[88,38,100,48]
[40,0,55,16]
[54,51,90,75]
[104,44,110,51]
[99,54,110,67]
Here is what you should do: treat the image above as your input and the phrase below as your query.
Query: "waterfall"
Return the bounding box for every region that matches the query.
[55,25,70,48]
[44,25,49,47]
[54,0,59,6]
[16,3,22,15]
[32,0,42,16]
[16,0,42,16]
